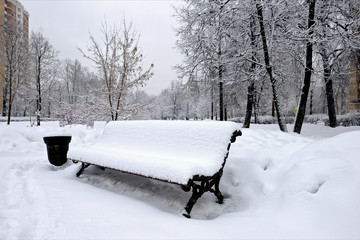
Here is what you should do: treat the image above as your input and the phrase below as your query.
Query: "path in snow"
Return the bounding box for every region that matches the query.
[0,155,50,239]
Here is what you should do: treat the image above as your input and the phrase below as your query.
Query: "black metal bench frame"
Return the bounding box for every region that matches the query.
[69,130,242,218]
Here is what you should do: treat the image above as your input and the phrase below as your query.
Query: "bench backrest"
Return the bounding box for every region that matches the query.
[99,120,239,161]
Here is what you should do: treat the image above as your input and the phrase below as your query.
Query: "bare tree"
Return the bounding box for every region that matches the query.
[316,0,360,127]
[61,59,86,105]
[175,0,240,121]
[30,31,58,126]
[254,1,288,132]
[55,59,106,125]
[79,20,154,121]
[243,16,259,128]
[293,0,316,134]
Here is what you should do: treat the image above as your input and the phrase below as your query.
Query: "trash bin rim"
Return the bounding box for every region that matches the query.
[43,132,72,137]
[43,135,72,144]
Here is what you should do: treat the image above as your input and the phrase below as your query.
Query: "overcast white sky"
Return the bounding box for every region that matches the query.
[21,0,183,95]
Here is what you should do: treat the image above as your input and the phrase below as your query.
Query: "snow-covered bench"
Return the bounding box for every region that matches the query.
[67,120,242,218]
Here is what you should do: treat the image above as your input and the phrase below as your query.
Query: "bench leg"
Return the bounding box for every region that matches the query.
[76,163,90,177]
[183,184,205,218]
[183,172,224,218]
[210,175,224,204]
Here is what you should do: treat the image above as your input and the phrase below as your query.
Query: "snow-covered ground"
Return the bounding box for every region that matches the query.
[0,121,359,239]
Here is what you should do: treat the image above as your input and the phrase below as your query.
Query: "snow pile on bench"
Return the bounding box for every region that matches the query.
[68,120,241,184]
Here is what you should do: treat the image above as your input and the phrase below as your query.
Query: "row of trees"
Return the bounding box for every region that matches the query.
[0,19,155,125]
[174,0,360,133]
[1,2,360,131]
[0,26,94,125]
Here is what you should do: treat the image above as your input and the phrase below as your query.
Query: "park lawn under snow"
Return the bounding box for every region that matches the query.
[0,121,359,239]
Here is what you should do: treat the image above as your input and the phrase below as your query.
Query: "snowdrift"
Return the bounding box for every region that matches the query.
[0,122,359,239]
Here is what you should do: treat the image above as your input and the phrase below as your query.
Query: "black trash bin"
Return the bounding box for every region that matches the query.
[43,136,72,166]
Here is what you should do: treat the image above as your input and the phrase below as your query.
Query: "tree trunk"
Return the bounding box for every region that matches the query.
[36,97,41,126]
[323,56,337,127]
[211,101,214,120]
[255,2,287,132]
[224,106,227,121]
[6,71,13,125]
[293,0,316,134]
[243,82,255,128]
[253,98,259,124]
[7,103,11,125]
[219,80,224,121]
[254,91,260,123]
[2,94,7,116]
[323,89,326,114]
[309,89,313,115]
[108,92,114,121]
[48,99,51,117]
[243,16,257,128]
[37,59,41,126]
[211,83,214,120]
[114,90,123,121]
[2,75,8,117]
[218,38,224,121]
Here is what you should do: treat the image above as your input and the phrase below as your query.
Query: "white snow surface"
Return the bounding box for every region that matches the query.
[67,120,241,184]
[1,121,360,239]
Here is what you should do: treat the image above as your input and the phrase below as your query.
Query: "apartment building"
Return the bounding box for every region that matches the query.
[0,0,29,114]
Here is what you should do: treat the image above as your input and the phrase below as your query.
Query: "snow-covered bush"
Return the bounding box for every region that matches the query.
[233,114,360,127]
[326,114,360,127]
